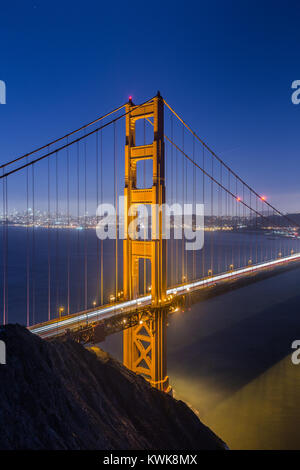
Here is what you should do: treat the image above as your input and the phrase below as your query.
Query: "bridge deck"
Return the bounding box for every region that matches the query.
[29,252,300,340]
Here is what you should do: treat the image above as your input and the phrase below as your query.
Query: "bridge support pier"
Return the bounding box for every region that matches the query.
[123,308,170,393]
[123,93,170,393]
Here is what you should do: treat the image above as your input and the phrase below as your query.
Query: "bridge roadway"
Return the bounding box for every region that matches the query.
[29,252,300,340]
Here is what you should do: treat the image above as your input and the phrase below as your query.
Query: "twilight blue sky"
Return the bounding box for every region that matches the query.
[0,0,300,212]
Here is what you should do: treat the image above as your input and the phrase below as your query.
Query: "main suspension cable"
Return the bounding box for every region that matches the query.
[163,99,299,228]
[0,103,127,170]
[0,96,156,180]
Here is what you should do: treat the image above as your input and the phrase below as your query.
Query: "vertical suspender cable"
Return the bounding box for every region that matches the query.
[255,195,258,263]
[47,149,51,321]
[260,198,263,262]
[100,130,103,305]
[249,189,252,264]
[84,138,87,311]
[2,173,7,325]
[192,135,196,280]
[55,151,59,316]
[77,142,80,312]
[176,148,178,284]
[236,177,240,268]
[26,160,30,326]
[96,131,99,306]
[218,162,221,274]
[220,164,223,272]
[185,130,188,280]
[67,138,70,315]
[229,171,233,269]
[114,121,118,300]
[182,124,184,282]
[170,115,174,286]
[211,157,214,275]
[32,164,35,324]
[243,183,246,267]
[202,146,205,278]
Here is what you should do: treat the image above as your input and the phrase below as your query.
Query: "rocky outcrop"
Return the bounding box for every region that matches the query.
[0,324,225,450]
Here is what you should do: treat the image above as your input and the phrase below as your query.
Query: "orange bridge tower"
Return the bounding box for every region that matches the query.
[123,93,170,393]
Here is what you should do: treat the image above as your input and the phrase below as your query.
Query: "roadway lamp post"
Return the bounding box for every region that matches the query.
[58,306,64,320]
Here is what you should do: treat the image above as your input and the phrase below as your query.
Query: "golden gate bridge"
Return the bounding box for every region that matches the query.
[1,92,299,393]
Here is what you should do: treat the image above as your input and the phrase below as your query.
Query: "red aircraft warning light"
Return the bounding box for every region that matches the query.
[236,196,241,202]
[261,195,266,201]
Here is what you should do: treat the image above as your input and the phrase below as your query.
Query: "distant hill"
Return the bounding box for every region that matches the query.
[0,325,226,450]
[286,213,300,225]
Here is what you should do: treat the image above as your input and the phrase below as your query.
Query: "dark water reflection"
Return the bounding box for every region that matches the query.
[103,267,300,450]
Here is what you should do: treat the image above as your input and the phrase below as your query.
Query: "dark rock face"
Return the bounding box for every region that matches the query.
[0,325,226,450]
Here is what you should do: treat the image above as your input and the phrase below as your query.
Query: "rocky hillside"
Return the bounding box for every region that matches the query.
[0,324,225,450]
